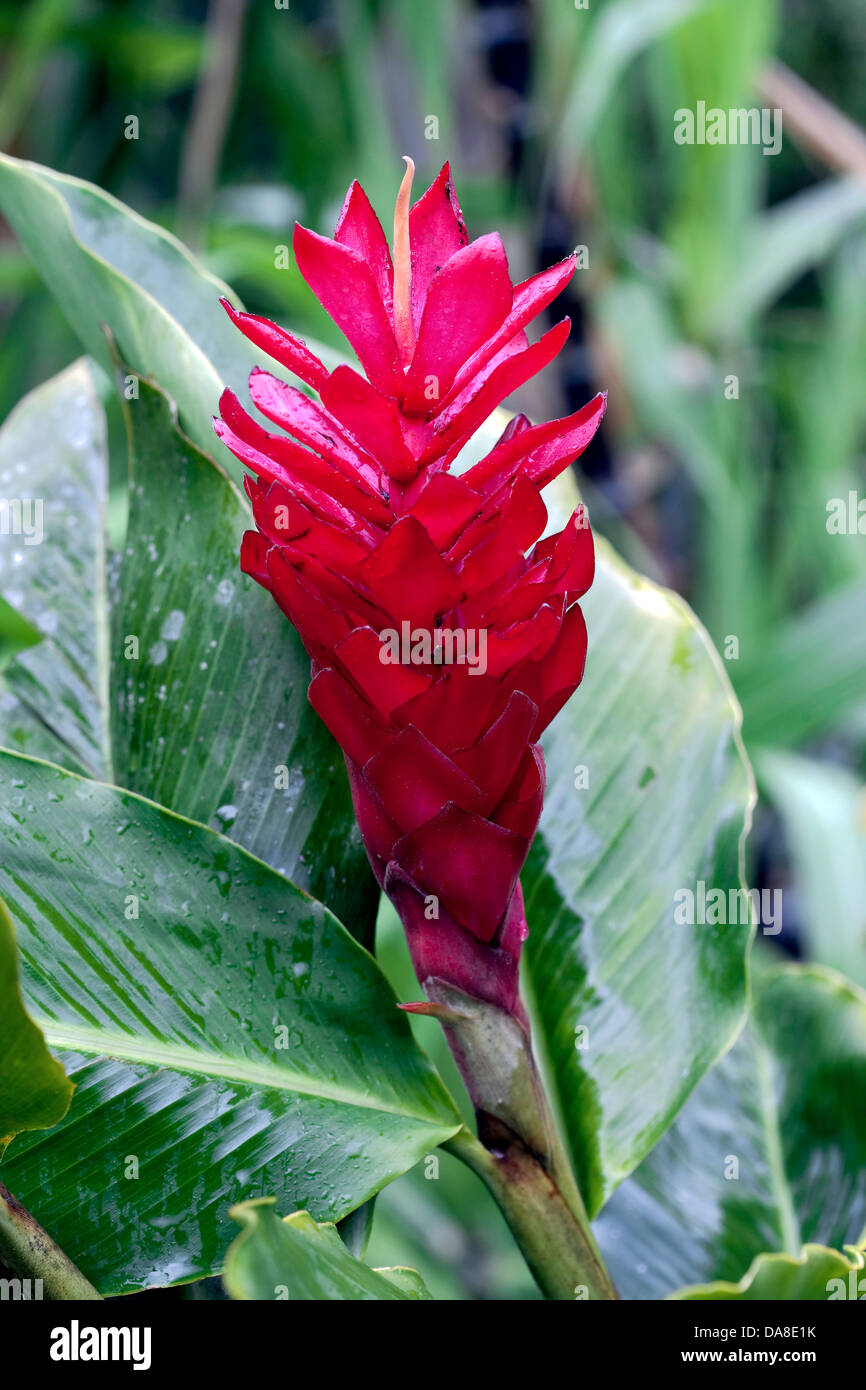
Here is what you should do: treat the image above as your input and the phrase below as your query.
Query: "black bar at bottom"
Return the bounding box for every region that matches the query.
[0,1293,860,1376]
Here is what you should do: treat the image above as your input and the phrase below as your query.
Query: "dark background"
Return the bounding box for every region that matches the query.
[1,0,865,1298]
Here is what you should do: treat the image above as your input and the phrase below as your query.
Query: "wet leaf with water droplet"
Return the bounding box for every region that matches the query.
[112,375,377,945]
[0,750,460,1294]
[0,361,109,776]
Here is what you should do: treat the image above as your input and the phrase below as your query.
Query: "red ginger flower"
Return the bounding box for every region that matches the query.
[215,160,605,1025]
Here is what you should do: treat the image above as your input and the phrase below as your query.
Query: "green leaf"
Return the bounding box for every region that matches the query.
[0,595,40,673]
[592,278,762,650]
[596,962,866,1298]
[372,1264,432,1298]
[711,179,866,337]
[517,464,753,1219]
[735,578,866,748]
[0,154,244,460]
[0,895,72,1154]
[594,278,734,509]
[0,0,72,148]
[0,153,340,466]
[224,1199,432,1301]
[553,0,703,173]
[0,359,110,776]
[659,0,777,332]
[112,370,378,941]
[0,749,460,1294]
[431,409,757,1229]
[0,353,376,938]
[672,1242,866,1301]
[758,750,866,989]
[0,163,754,1258]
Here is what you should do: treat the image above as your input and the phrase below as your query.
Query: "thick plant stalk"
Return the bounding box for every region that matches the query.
[0,1181,102,1300]
[410,982,617,1300]
[448,1126,616,1301]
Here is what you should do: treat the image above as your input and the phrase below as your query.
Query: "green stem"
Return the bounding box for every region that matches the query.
[421,978,617,1300]
[446,1124,616,1301]
[0,1181,102,1300]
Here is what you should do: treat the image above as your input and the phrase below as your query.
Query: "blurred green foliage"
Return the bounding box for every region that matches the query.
[1,0,865,1298]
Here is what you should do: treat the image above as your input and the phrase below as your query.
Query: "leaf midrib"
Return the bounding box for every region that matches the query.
[753,1030,802,1255]
[37,1018,457,1128]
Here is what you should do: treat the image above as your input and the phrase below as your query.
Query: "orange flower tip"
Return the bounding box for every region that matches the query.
[393,156,417,368]
[398,999,470,1023]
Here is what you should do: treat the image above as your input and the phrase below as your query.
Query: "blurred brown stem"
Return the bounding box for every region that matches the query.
[177,0,249,250]
[757,60,866,186]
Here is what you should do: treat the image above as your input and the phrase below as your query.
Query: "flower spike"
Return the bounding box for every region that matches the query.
[217,162,605,1020]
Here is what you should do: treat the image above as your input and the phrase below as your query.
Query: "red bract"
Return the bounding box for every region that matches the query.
[216,160,604,1023]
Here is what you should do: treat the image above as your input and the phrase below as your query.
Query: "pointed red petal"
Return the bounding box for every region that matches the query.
[357,517,463,627]
[308,666,391,767]
[542,507,595,599]
[334,180,394,318]
[494,746,545,839]
[364,726,486,833]
[403,234,513,412]
[528,603,589,738]
[408,163,468,332]
[293,224,403,395]
[264,547,350,656]
[248,369,384,495]
[445,257,576,404]
[240,529,270,586]
[452,691,538,813]
[320,365,418,481]
[524,393,607,490]
[217,389,389,528]
[405,473,481,550]
[393,803,528,942]
[390,667,500,753]
[462,392,606,498]
[345,758,399,883]
[334,625,430,717]
[484,604,561,679]
[422,318,571,463]
[457,475,548,593]
[221,408,378,541]
[219,298,328,390]
[249,480,371,570]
